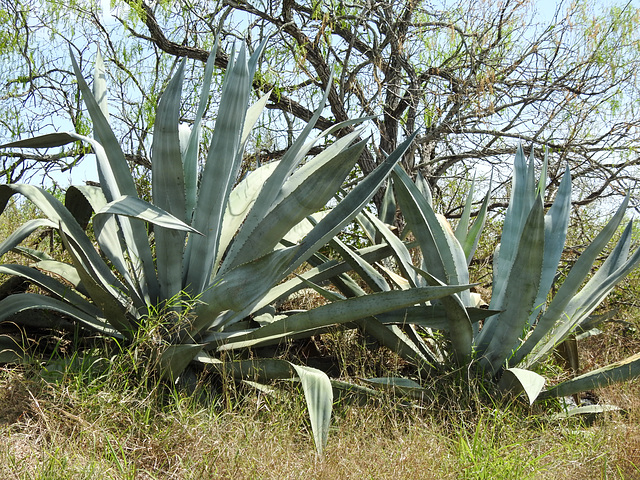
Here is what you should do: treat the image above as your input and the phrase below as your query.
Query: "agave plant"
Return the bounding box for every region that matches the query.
[0,42,478,453]
[304,145,640,406]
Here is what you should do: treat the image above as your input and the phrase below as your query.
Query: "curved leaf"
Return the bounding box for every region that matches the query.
[290,363,333,455]
[0,293,122,337]
[498,367,546,405]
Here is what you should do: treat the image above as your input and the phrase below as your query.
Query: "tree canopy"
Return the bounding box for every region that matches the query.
[1,0,640,213]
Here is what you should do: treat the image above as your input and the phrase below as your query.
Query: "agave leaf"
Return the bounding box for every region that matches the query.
[227,137,367,268]
[354,317,430,364]
[292,133,418,271]
[414,170,432,207]
[11,246,55,263]
[58,226,135,336]
[249,244,394,314]
[242,91,271,146]
[194,353,332,455]
[0,218,57,258]
[537,149,549,196]
[392,165,470,304]
[152,59,188,301]
[478,197,545,374]
[513,195,630,366]
[218,284,474,350]
[220,80,333,267]
[0,132,78,150]
[283,212,329,246]
[76,187,147,305]
[378,180,396,227]
[330,236,390,293]
[0,264,97,315]
[539,352,640,399]
[92,48,110,140]
[70,50,141,201]
[527,165,571,328]
[454,173,476,243]
[457,174,492,264]
[65,185,103,230]
[0,293,122,337]
[364,377,431,401]
[295,275,346,302]
[184,42,219,217]
[498,367,546,405]
[32,260,83,291]
[0,184,129,298]
[551,404,621,420]
[217,161,279,266]
[93,194,202,307]
[70,51,160,304]
[159,344,203,381]
[65,185,140,303]
[526,231,640,367]
[492,145,533,305]
[194,246,301,333]
[0,335,22,363]
[359,209,420,287]
[184,45,252,293]
[290,363,333,456]
[247,36,269,78]
[374,305,497,328]
[94,195,201,233]
[414,268,472,365]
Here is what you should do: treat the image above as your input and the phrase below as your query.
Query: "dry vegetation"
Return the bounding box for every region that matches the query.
[0,317,639,480]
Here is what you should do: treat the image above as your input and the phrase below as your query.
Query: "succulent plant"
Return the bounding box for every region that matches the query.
[327,146,640,406]
[0,41,474,453]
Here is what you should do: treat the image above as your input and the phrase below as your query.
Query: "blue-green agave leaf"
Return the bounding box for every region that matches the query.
[159,344,204,381]
[292,133,418,271]
[152,59,188,301]
[539,352,640,399]
[290,363,333,456]
[184,41,219,217]
[58,226,135,336]
[184,45,252,293]
[226,136,367,268]
[513,194,630,366]
[359,209,420,287]
[492,145,533,305]
[392,165,470,304]
[330,236,390,293]
[218,284,474,349]
[478,197,545,374]
[193,353,332,455]
[527,165,571,328]
[0,264,95,314]
[0,293,122,337]
[194,246,301,333]
[70,51,159,303]
[414,267,473,365]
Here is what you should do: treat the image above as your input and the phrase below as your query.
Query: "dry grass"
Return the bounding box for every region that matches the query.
[0,354,639,480]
